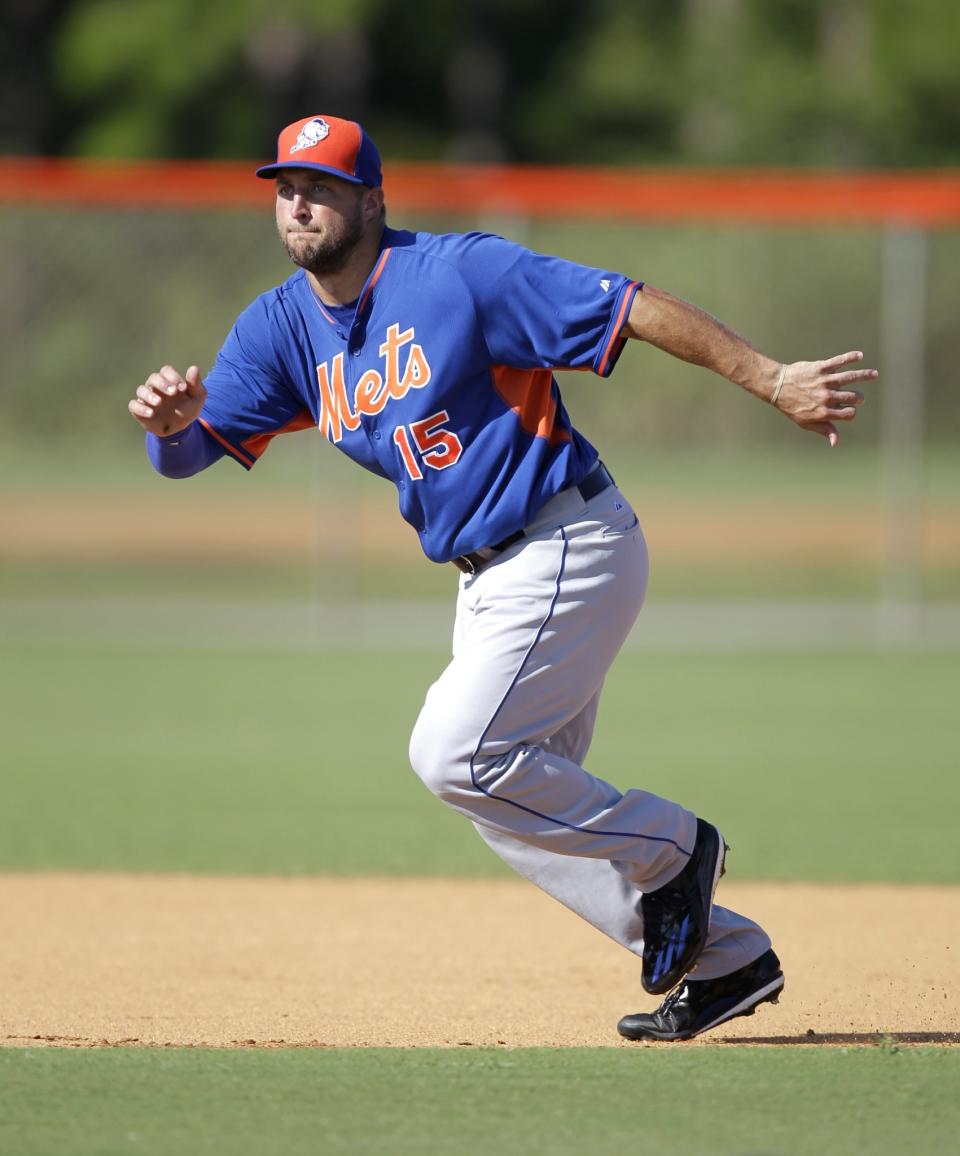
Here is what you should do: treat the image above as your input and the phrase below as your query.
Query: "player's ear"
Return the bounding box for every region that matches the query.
[362,186,385,224]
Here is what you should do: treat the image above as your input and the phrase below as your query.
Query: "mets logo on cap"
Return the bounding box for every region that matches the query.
[290,117,330,154]
[256,113,383,187]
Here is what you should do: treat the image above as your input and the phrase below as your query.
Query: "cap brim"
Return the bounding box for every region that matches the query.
[255,161,366,183]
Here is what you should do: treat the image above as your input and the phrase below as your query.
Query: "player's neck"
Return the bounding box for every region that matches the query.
[308,221,386,307]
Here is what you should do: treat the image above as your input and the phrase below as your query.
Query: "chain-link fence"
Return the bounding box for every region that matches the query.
[2,203,959,449]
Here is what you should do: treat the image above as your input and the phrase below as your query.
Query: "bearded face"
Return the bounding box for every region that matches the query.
[279,192,366,276]
[275,173,368,277]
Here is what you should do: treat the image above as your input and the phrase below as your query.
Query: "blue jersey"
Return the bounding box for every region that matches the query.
[199,227,640,563]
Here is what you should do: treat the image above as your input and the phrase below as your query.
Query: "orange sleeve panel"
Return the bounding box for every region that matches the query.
[197,418,256,468]
[198,409,315,469]
[241,409,317,460]
[490,366,572,446]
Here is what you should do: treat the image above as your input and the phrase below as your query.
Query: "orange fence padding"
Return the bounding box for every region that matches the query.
[2,158,960,225]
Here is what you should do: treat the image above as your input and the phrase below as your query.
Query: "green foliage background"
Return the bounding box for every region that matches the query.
[4,0,960,166]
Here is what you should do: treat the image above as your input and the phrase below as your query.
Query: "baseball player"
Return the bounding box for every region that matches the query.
[128,115,877,1041]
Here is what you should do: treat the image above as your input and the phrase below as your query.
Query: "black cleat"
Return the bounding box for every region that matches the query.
[618,948,785,1042]
[640,818,727,995]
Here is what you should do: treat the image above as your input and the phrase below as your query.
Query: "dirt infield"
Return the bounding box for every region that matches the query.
[1,875,957,1049]
[4,492,960,566]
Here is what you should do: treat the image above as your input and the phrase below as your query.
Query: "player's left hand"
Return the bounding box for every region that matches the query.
[128,364,206,437]
[772,351,877,448]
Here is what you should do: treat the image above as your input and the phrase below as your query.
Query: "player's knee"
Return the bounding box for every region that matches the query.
[408,707,474,803]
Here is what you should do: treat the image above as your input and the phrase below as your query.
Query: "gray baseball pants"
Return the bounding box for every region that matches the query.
[409,480,771,981]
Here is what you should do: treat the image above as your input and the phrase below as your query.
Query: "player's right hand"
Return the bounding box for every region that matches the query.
[128,365,207,437]
[772,351,876,448]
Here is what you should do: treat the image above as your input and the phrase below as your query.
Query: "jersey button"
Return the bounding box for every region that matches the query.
[351,348,361,356]
[373,431,381,440]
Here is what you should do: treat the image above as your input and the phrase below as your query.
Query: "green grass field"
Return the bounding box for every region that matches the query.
[3,439,958,1153]
[2,634,958,1150]
[2,644,957,881]
[2,1046,958,1156]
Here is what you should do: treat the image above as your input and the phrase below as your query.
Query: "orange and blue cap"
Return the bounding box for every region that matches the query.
[256,115,382,187]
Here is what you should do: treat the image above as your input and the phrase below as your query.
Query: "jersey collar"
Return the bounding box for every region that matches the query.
[307,228,398,329]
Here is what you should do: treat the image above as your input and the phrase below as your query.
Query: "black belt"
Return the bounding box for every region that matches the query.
[451,462,615,575]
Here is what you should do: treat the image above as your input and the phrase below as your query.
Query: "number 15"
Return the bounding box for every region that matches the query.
[392,409,463,480]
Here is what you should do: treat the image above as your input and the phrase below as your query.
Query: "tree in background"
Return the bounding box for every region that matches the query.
[1,0,958,166]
